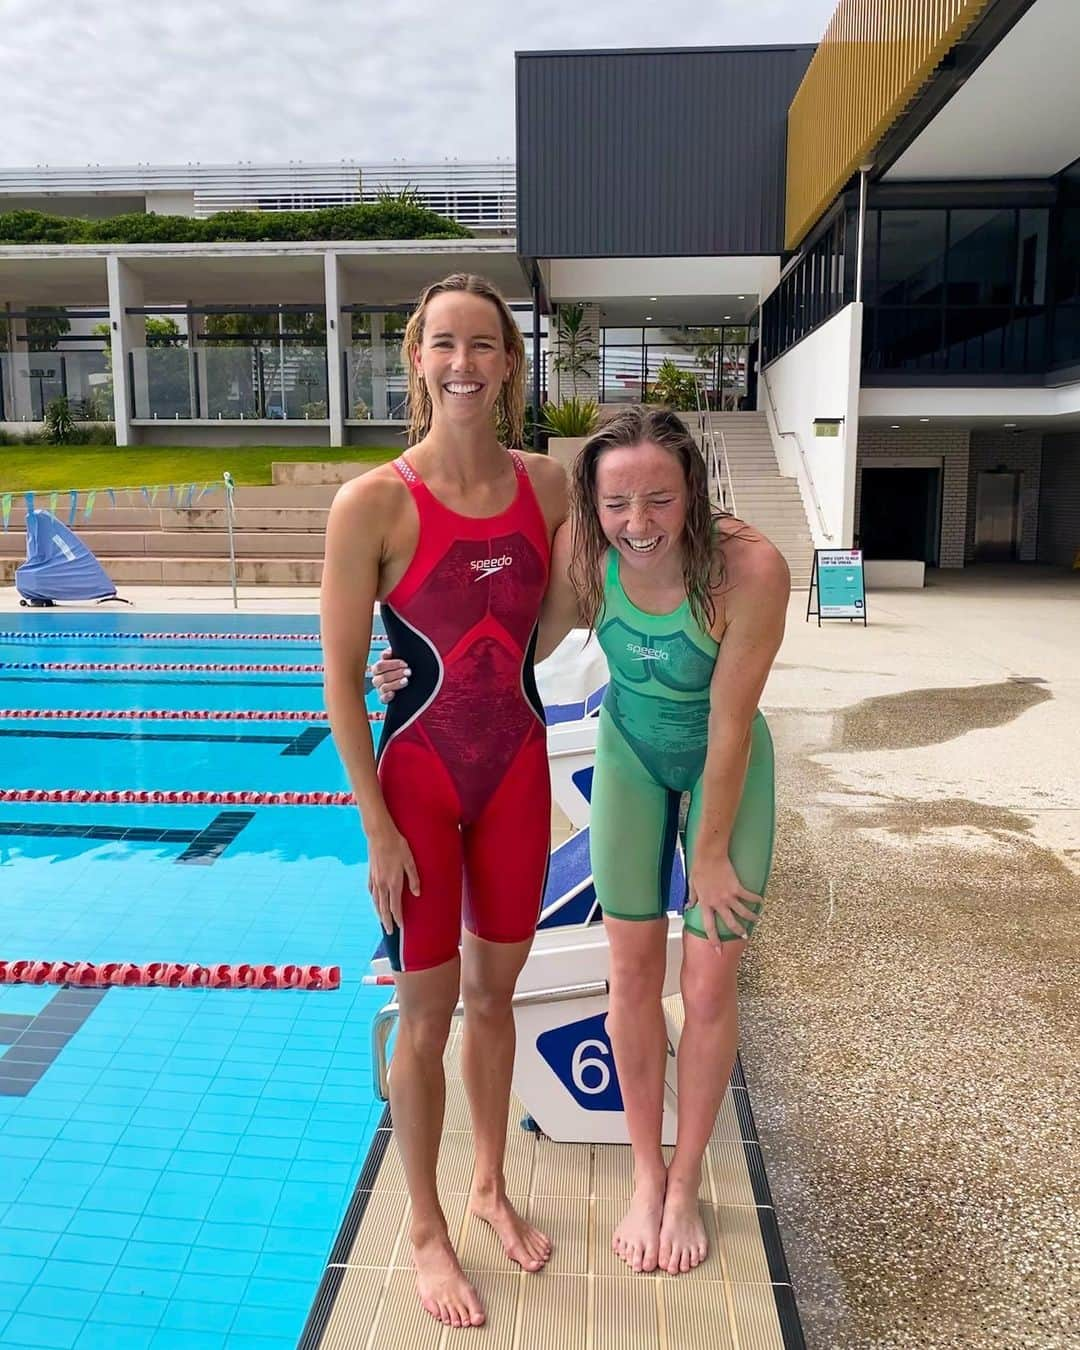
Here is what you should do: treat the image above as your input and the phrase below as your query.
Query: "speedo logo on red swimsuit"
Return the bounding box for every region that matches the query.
[627,642,669,661]
[470,554,513,580]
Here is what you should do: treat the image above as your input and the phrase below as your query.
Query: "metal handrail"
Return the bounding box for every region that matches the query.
[716,426,737,519]
[758,365,834,542]
[693,380,732,513]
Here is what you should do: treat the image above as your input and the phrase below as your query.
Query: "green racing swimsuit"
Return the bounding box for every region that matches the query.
[592,548,775,940]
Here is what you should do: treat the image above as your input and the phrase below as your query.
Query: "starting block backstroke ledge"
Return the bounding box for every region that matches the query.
[369,635,688,1145]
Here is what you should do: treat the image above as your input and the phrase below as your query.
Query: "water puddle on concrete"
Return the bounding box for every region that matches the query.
[740,679,1078,1348]
[828,677,1051,753]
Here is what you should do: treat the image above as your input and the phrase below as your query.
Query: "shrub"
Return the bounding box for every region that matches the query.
[43,396,76,444]
[650,359,701,412]
[539,397,599,438]
[0,202,471,246]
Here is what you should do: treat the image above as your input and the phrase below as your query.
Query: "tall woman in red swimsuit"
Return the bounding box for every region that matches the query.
[321,274,567,1329]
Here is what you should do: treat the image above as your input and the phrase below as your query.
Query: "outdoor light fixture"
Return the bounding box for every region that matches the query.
[813,417,843,438]
[890,424,901,429]
[919,417,930,422]
[645,315,653,321]
[649,296,657,301]
[1004,422,1017,427]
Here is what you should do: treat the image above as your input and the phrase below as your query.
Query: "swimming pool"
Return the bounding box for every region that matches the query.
[0,612,386,1350]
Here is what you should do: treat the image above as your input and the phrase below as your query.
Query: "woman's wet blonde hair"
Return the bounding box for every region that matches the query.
[402,273,526,448]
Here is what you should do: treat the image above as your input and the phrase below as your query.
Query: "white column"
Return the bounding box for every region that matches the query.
[323,253,351,447]
[106,255,146,446]
[369,312,389,419]
[3,307,29,421]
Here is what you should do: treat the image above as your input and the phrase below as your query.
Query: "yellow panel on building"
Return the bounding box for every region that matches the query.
[786,0,994,250]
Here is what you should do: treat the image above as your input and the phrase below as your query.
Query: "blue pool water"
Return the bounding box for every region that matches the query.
[0,612,386,1350]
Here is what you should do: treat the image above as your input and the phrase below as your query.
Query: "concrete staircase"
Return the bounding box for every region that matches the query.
[700,412,815,589]
[0,462,376,587]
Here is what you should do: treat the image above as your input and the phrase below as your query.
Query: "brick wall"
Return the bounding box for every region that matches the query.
[1038,433,1080,566]
[966,431,1043,562]
[855,427,970,568]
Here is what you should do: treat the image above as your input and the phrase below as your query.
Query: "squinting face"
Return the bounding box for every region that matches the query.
[415,291,512,428]
[594,442,688,573]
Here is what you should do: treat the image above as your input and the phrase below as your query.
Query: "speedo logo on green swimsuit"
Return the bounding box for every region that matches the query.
[626,642,669,661]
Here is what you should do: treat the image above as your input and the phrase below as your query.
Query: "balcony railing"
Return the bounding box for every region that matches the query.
[0,350,111,422]
[129,345,328,420]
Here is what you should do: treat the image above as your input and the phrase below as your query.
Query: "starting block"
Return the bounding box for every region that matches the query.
[369,667,690,1144]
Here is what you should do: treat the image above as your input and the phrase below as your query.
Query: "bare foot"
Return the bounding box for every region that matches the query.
[658,1178,708,1274]
[612,1172,665,1273]
[469,1187,552,1272]
[413,1231,485,1328]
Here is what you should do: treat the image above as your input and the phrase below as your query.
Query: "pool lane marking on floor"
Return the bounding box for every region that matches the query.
[0,986,106,1097]
[0,725,334,756]
[0,809,254,863]
[0,661,336,673]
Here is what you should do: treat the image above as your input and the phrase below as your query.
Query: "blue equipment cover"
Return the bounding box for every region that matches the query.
[15,509,118,603]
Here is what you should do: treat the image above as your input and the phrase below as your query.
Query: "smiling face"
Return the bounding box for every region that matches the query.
[594,441,689,575]
[413,291,513,431]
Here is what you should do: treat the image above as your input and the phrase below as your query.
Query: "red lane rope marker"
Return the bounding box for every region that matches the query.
[0,788,355,805]
[0,662,337,673]
[0,630,331,644]
[0,708,385,722]
[0,959,340,990]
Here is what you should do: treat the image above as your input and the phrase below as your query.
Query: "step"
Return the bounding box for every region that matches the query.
[0,529,326,560]
[271,461,382,487]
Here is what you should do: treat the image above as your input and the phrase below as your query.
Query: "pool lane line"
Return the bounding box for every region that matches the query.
[0,708,385,722]
[0,959,340,990]
[0,808,254,863]
[0,630,351,644]
[0,788,356,805]
[0,725,334,757]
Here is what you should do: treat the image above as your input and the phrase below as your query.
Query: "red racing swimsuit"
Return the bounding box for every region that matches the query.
[376,450,552,972]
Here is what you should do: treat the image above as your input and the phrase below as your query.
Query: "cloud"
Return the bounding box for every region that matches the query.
[0,0,837,166]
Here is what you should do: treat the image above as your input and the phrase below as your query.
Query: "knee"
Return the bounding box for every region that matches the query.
[680,957,738,1027]
[460,980,514,1025]
[398,1005,454,1059]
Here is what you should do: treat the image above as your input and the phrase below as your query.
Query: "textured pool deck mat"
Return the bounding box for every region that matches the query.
[300,1017,804,1350]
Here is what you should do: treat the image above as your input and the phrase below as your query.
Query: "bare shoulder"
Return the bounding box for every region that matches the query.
[326,462,411,561]
[715,518,790,612]
[515,447,569,530]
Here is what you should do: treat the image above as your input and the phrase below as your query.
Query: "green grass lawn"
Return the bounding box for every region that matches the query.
[0,445,399,493]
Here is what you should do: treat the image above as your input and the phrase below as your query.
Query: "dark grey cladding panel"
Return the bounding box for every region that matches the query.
[516,46,815,259]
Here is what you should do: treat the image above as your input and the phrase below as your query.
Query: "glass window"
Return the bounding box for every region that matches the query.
[1015,209,1048,306]
[876,210,946,305]
[1053,208,1080,305]
[946,209,1016,306]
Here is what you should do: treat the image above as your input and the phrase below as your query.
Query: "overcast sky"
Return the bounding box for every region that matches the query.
[1,0,838,168]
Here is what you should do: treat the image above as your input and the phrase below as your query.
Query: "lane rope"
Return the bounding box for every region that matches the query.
[0,708,385,722]
[0,959,340,990]
[0,788,355,805]
[1,662,334,673]
[0,630,328,644]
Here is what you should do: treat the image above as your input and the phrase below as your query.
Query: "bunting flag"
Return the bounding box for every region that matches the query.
[0,478,227,531]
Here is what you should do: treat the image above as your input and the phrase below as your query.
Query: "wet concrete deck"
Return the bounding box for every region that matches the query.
[748,566,1078,1349]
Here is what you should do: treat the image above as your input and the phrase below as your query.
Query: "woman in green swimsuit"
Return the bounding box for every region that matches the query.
[373,407,789,1278]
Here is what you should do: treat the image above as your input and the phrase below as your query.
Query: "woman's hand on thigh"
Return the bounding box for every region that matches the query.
[688,851,759,946]
[367,822,421,933]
